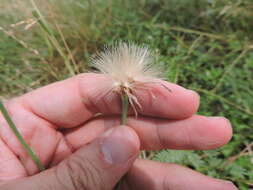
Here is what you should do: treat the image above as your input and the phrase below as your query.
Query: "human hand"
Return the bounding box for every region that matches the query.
[0,74,237,190]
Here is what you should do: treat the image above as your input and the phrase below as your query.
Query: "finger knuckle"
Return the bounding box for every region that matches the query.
[64,154,104,190]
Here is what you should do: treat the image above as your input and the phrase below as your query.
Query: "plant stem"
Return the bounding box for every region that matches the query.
[121,94,129,125]
[114,94,129,190]
[0,101,45,171]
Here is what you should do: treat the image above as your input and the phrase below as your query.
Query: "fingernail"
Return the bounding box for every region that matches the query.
[187,89,200,103]
[209,116,232,126]
[100,127,138,164]
[187,90,200,98]
[216,179,238,190]
[223,181,238,190]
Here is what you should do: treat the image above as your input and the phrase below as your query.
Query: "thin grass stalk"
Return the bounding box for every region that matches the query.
[0,101,45,171]
[212,48,249,92]
[30,0,75,76]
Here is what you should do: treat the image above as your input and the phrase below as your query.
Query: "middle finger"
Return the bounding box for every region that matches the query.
[64,115,232,151]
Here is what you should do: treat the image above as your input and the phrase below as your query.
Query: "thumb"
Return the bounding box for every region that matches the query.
[2,126,140,190]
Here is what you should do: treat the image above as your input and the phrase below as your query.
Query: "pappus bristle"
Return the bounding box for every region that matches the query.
[92,42,166,115]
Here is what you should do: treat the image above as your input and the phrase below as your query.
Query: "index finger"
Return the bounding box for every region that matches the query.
[17,73,199,128]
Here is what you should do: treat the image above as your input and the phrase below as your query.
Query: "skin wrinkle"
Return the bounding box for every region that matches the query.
[181,121,193,149]
[62,75,92,127]
[23,122,40,174]
[68,76,94,127]
[0,102,27,175]
[63,155,90,190]
[134,87,152,114]
[18,98,58,130]
[78,74,104,116]
[60,134,75,153]
[65,151,106,190]
[15,99,63,166]
[100,83,120,115]
[136,82,173,119]
[15,99,67,172]
[163,170,171,190]
[80,75,125,118]
[53,166,70,190]
[81,91,100,118]
[86,157,107,190]
[103,92,122,115]
[0,147,26,182]
[101,94,116,116]
[138,82,174,118]
[155,119,166,150]
[77,74,123,120]
[48,133,72,167]
[14,105,57,173]
[19,75,89,128]
[0,100,66,175]
[136,86,153,116]
[127,83,172,125]
[61,115,101,142]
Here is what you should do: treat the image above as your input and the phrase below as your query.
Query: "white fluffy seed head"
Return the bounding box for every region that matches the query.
[92,43,162,89]
[91,43,167,115]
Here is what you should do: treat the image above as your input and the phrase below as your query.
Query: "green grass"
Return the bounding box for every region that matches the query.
[1,0,253,189]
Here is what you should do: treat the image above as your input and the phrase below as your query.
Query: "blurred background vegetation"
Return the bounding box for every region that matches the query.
[0,0,253,189]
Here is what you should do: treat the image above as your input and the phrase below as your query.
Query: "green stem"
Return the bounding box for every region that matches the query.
[114,94,129,190]
[121,94,129,125]
[0,101,45,171]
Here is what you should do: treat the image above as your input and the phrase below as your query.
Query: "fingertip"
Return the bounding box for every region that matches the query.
[215,180,238,190]
[163,88,200,119]
[137,81,200,119]
[177,89,200,119]
[208,116,233,147]
[161,82,200,119]
[194,116,233,150]
[124,160,239,190]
